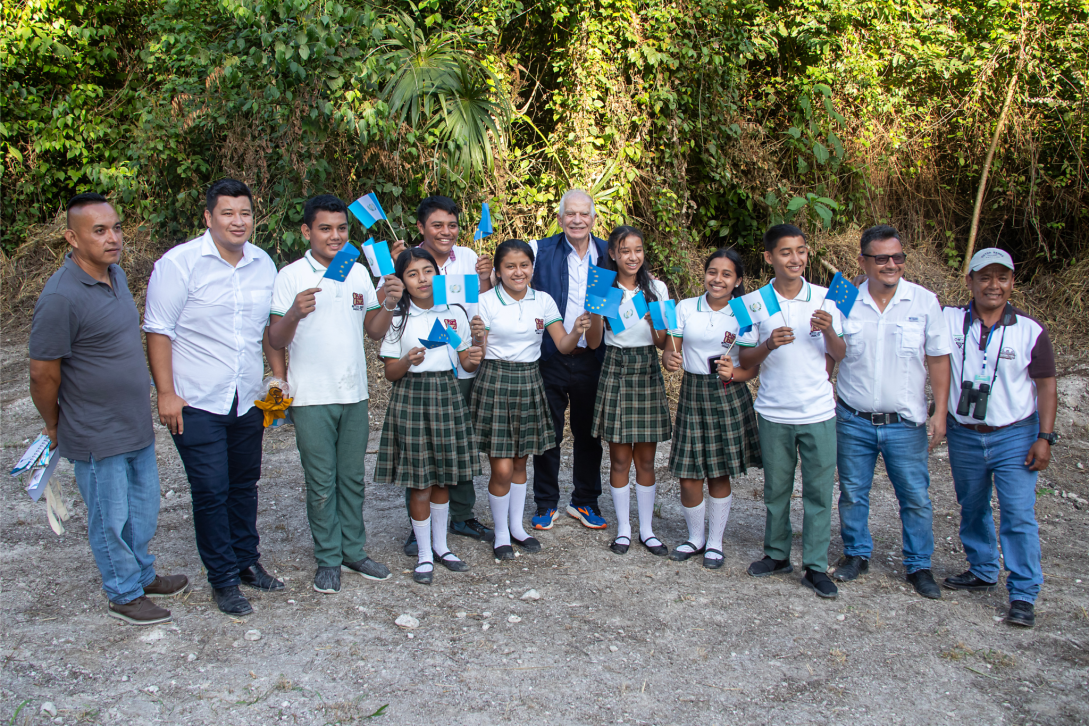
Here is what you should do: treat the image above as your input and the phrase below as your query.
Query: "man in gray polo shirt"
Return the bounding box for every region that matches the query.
[29,193,188,625]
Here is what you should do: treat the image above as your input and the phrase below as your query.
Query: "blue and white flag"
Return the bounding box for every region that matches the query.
[648,299,678,331]
[348,193,388,229]
[729,284,782,331]
[585,287,623,318]
[433,274,480,307]
[419,318,463,351]
[586,265,618,298]
[474,202,494,242]
[362,239,395,277]
[322,243,360,282]
[825,272,859,318]
[606,291,649,334]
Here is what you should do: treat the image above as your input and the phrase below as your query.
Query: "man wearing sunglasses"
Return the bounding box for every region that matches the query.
[832,225,951,599]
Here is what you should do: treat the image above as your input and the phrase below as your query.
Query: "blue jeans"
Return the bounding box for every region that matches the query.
[946,413,1043,604]
[72,443,160,604]
[836,405,934,572]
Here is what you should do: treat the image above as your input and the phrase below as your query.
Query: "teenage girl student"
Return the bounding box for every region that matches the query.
[585,226,672,556]
[469,240,591,560]
[375,248,484,585]
[661,248,762,568]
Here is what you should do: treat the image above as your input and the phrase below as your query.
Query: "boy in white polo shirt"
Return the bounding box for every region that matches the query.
[268,195,405,595]
[738,224,846,598]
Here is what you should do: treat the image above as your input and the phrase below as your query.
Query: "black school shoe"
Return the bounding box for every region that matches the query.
[747,556,793,577]
[239,562,284,591]
[802,569,839,599]
[831,555,869,582]
[450,518,495,542]
[640,536,668,557]
[942,570,997,592]
[213,585,254,615]
[1006,601,1035,628]
[668,542,705,562]
[493,545,515,561]
[906,569,942,599]
[511,535,542,553]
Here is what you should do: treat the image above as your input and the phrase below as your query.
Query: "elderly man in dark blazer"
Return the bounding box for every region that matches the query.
[528,189,611,531]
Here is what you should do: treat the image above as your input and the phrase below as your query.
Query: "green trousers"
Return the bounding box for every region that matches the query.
[404,376,478,522]
[292,400,370,568]
[757,414,837,571]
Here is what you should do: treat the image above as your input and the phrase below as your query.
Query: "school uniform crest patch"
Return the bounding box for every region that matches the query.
[445,318,458,330]
[535,318,544,332]
[352,293,366,310]
[722,331,736,349]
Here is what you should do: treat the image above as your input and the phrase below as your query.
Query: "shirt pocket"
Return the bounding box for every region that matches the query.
[250,289,272,322]
[843,319,865,359]
[897,322,924,357]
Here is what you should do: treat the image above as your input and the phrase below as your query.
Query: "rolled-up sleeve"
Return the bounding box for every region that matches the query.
[142,258,186,339]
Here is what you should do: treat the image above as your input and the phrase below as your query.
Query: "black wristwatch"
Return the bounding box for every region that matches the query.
[1038,432,1057,445]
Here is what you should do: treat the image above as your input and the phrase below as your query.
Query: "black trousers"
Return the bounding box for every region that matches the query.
[533,352,603,511]
[171,394,264,588]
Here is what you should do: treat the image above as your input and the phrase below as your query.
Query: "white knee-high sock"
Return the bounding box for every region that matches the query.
[610,484,632,541]
[636,483,658,542]
[705,494,732,560]
[412,516,433,570]
[488,492,511,548]
[508,482,530,541]
[430,501,451,557]
[679,500,707,553]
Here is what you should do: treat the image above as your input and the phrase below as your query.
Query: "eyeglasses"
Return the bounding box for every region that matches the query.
[861,252,907,265]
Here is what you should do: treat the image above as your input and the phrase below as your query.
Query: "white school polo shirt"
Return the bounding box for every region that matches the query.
[378,244,481,379]
[380,302,471,373]
[479,286,562,363]
[668,294,744,374]
[270,251,380,407]
[944,303,1056,427]
[143,230,277,416]
[837,279,950,424]
[605,280,670,348]
[736,278,843,424]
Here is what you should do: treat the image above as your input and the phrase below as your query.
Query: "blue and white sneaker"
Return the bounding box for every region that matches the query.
[566,505,607,529]
[531,508,559,530]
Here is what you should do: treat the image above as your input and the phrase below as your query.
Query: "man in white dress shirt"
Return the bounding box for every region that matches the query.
[832,225,951,599]
[144,179,284,616]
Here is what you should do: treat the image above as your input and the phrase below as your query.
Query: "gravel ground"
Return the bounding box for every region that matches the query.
[2,337,1088,726]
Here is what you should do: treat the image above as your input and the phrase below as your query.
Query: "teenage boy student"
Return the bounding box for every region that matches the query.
[738,224,846,599]
[378,196,495,557]
[833,225,951,599]
[30,193,187,625]
[942,248,1057,629]
[145,179,284,617]
[269,195,405,594]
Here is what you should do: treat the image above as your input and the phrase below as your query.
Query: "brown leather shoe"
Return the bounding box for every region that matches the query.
[108,596,172,625]
[143,574,189,597]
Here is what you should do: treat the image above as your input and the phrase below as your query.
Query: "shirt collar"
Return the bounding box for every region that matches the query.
[63,253,115,287]
[200,229,256,266]
[563,234,598,262]
[408,300,437,317]
[495,285,536,305]
[697,293,733,314]
[859,278,913,310]
[770,277,811,302]
[304,249,325,272]
[969,301,1018,327]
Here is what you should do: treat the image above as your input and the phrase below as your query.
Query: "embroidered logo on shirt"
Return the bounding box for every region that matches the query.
[445,319,457,330]
[721,331,736,349]
[535,318,544,332]
[953,335,965,349]
[352,293,366,310]
[999,346,1016,360]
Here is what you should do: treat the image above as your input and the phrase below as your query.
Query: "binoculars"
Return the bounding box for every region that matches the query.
[956,380,990,420]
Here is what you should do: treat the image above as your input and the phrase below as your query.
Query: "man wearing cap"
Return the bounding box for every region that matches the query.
[941,248,1057,628]
[832,225,951,599]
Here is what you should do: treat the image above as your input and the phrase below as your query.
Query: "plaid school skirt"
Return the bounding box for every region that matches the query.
[668,371,762,480]
[591,345,672,444]
[470,359,556,458]
[374,370,480,489]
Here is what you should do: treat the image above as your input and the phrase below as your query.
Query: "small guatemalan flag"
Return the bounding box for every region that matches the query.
[729,284,782,332]
[607,291,649,334]
[433,274,480,307]
[648,299,678,331]
[348,193,388,229]
[362,239,395,277]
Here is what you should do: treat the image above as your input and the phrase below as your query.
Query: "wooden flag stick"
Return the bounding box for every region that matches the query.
[670,334,678,353]
[383,217,399,247]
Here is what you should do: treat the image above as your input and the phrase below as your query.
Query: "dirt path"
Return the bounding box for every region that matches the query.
[2,336,1088,726]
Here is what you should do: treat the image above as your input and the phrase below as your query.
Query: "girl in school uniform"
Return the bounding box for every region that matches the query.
[661,247,762,569]
[375,248,485,585]
[586,225,672,556]
[469,239,591,560]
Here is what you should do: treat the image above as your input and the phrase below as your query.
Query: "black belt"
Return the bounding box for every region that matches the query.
[837,397,910,426]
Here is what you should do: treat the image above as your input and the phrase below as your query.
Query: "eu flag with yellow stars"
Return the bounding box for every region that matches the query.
[826,271,859,318]
[585,287,623,318]
[322,243,361,282]
[586,265,617,298]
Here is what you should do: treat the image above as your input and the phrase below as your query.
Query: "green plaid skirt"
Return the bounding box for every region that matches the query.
[470,359,556,458]
[591,345,672,444]
[668,371,762,479]
[374,371,480,489]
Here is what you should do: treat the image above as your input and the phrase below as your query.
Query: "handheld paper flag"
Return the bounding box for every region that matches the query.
[322,243,360,282]
[474,202,494,241]
[648,299,678,331]
[11,434,51,476]
[606,291,649,334]
[362,239,395,277]
[825,272,859,318]
[729,284,782,332]
[586,265,618,298]
[433,274,480,307]
[419,318,463,350]
[348,193,388,229]
[584,287,623,319]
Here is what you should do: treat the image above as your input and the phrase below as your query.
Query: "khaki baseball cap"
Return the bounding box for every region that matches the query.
[968,248,1015,272]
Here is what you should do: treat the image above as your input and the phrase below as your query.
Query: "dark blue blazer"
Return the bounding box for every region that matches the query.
[531,232,610,362]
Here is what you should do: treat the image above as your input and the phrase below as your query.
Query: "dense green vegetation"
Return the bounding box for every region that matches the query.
[2,0,1086,284]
